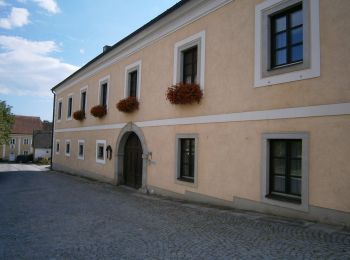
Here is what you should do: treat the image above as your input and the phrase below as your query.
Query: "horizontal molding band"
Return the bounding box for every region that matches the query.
[54,102,350,133]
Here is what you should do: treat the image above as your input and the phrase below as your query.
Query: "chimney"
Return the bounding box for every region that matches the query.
[103,45,111,53]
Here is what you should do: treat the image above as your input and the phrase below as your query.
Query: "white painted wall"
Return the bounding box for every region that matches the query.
[34,149,51,160]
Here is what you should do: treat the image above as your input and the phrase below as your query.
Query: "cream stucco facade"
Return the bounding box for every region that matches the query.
[1,134,33,161]
[52,0,350,225]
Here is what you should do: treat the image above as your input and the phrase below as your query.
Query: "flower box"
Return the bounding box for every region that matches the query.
[116,96,139,113]
[90,105,107,118]
[73,110,85,121]
[166,83,203,105]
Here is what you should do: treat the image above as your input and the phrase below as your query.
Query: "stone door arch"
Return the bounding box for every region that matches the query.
[115,122,149,192]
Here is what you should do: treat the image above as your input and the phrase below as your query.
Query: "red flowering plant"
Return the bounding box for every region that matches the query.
[116,96,139,113]
[166,83,203,105]
[90,105,107,118]
[73,110,85,121]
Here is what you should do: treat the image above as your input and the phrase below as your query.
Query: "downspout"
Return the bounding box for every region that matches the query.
[50,90,56,170]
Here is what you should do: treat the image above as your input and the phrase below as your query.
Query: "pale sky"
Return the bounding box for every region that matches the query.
[0,0,180,120]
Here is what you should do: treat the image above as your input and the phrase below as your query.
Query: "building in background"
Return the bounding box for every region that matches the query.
[32,130,52,160]
[1,115,42,161]
[51,0,350,226]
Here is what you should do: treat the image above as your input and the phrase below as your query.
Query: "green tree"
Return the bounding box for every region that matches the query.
[0,100,15,145]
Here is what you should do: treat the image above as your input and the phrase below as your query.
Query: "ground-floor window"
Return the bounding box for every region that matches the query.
[23,151,28,155]
[65,140,71,157]
[96,140,106,164]
[56,140,60,154]
[268,139,301,203]
[262,133,309,211]
[78,140,85,160]
[176,134,198,185]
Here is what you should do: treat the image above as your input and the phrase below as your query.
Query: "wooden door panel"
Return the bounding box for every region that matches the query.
[123,133,143,189]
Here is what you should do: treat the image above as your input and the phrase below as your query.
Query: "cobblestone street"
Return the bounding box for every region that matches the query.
[0,165,349,259]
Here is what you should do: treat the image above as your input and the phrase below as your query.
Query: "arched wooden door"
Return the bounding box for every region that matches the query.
[123,132,143,189]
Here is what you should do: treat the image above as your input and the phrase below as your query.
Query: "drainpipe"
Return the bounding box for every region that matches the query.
[50,90,56,170]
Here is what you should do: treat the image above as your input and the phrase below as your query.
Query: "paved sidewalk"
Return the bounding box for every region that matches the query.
[0,167,349,259]
[0,163,50,172]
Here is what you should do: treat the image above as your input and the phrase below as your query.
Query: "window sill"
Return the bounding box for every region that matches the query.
[268,61,303,71]
[266,193,301,204]
[96,159,106,164]
[177,177,194,183]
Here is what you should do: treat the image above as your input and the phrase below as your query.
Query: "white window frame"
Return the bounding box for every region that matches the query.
[23,151,28,155]
[57,98,63,122]
[77,140,85,160]
[65,139,71,157]
[10,138,16,145]
[23,138,29,145]
[261,132,309,211]
[254,0,320,87]
[96,140,106,164]
[80,86,88,112]
[175,134,199,187]
[173,31,206,90]
[55,139,60,155]
[124,60,142,100]
[98,75,110,109]
[67,94,73,120]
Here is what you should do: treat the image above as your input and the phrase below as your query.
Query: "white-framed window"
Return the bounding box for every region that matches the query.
[78,140,85,160]
[173,31,206,90]
[57,98,63,122]
[80,86,88,113]
[261,132,309,211]
[10,138,16,145]
[254,0,320,87]
[23,138,29,145]
[124,61,142,100]
[56,140,60,154]
[65,140,71,157]
[175,134,198,187]
[98,75,109,108]
[23,151,28,155]
[67,94,73,120]
[96,140,106,164]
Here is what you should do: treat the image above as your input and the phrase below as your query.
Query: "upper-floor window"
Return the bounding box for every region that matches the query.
[10,138,16,145]
[57,100,62,121]
[67,95,73,119]
[23,138,29,145]
[100,83,108,107]
[124,61,141,99]
[81,89,87,112]
[270,4,303,69]
[173,31,205,90]
[128,70,138,97]
[254,0,320,87]
[182,46,198,84]
[98,76,109,108]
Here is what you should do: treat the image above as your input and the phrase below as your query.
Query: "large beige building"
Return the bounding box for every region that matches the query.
[51,0,350,225]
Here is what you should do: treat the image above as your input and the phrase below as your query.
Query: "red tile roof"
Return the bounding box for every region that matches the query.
[11,115,43,134]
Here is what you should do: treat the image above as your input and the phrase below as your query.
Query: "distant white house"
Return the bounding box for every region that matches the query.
[33,130,52,160]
